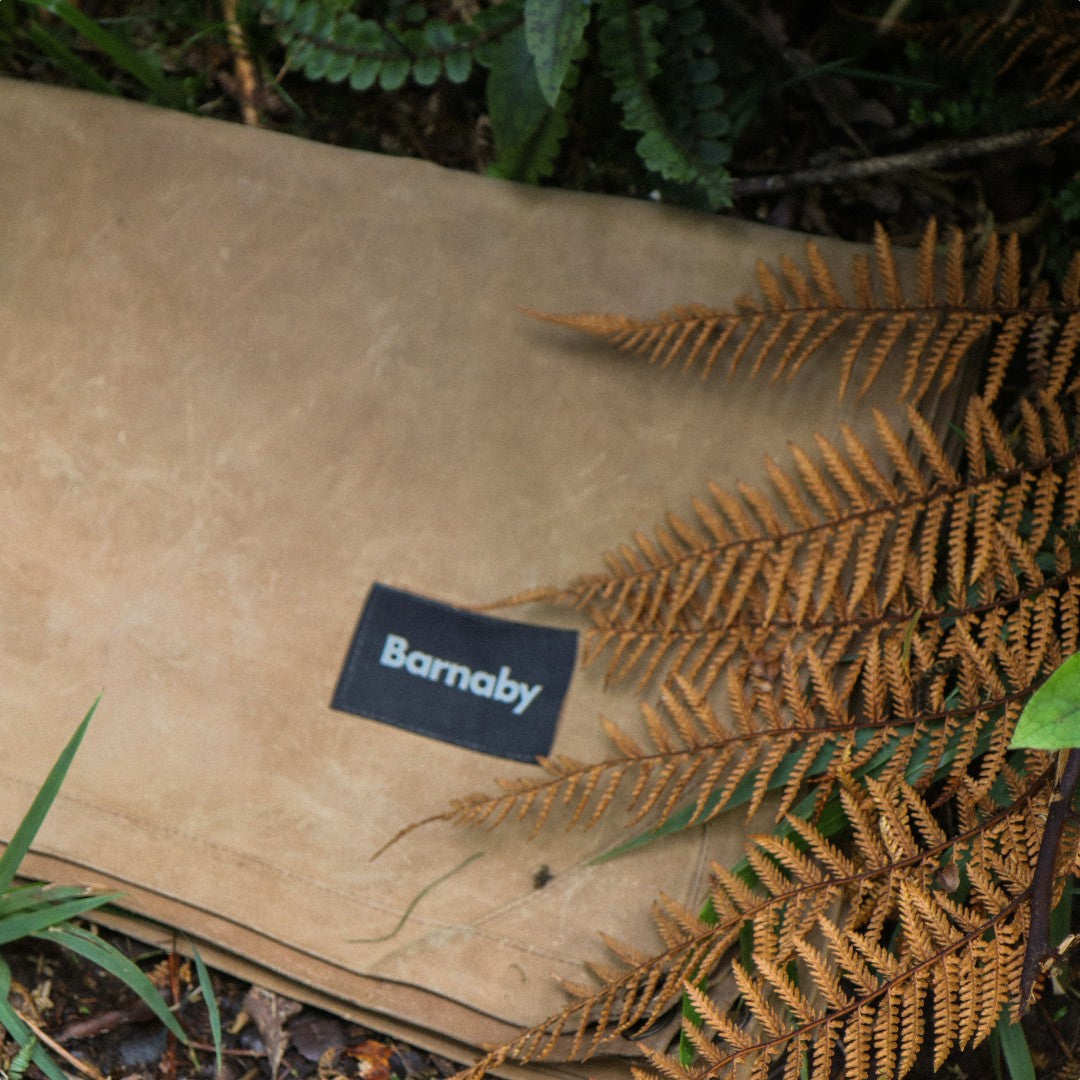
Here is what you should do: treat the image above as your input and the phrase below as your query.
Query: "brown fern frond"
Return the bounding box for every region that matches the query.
[416,226,1080,1080]
[453,774,1047,1080]
[527,386,1080,732]
[405,386,1080,859]
[526,221,1076,408]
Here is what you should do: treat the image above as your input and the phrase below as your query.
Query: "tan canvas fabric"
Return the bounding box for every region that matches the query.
[0,78,926,1071]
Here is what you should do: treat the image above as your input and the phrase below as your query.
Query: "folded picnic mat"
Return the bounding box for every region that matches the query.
[0,78,928,1075]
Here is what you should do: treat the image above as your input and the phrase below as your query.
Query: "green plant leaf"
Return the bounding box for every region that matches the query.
[0,882,97,918]
[411,54,442,86]
[23,20,118,96]
[35,923,189,1043]
[0,892,117,946]
[190,943,223,1080]
[16,0,186,107]
[1010,651,1080,749]
[349,55,382,91]
[995,1012,1035,1080]
[524,0,590,107]
[378,56,411,90]
[485,24,559,182]
[0,698,98,895]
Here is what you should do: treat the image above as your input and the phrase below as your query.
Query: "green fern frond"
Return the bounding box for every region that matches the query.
[597,0,735,210]
[259,0,522,91]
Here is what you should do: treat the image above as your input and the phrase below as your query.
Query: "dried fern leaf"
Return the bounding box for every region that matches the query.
[452,774,1045,1080]
[526,221,1079,412]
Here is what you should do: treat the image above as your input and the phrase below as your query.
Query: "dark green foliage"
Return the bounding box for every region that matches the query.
[258,0,744,205]
[485,23,582,185]
[524,0,590,107]
[259,0,522,92]
[597,0,742,210]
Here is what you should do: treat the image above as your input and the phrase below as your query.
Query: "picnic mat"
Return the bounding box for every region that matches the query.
[0,78,929,1075]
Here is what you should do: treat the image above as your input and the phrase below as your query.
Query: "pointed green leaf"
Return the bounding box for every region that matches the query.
[0,893,118,945]
[0,896,113,944]
[0,883,91,918]
[1011,651,1080,749]
[524,0,590,107]
[35,924,188,1043]
[190,943,223,1079]
[995,1012,1035,1080]
[0,698,99,894]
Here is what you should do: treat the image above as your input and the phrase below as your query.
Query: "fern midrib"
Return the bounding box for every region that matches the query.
[582,559,1080,643]
[555,443,1079,599]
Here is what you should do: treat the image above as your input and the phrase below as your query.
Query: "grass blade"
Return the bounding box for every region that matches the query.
[0,697,99,894]
[996,1013,1035,1080]
[190,942,223,1079]
[16,0,186,106]
[35,923,188,1043]
[0,893,118,945]
[0,882,96,917]
[23,18,118,95]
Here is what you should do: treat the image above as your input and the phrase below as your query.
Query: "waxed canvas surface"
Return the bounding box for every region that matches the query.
[0,79,933,1073]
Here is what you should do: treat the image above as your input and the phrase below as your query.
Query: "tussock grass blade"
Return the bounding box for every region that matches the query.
[35,923,188,1042]
[191,942,223,1079]
[0,882,98,917]
[0,957,67,1080]
[995,1013,1035,1080]
[15,0,186,107]
[24,20,118,95]
[0,697,99,895]
[0,892,118,945]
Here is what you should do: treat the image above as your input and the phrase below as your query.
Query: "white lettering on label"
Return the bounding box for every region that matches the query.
[378,634,543,716]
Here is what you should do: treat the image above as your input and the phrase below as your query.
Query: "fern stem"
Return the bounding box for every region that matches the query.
[1019,746,1080,1010]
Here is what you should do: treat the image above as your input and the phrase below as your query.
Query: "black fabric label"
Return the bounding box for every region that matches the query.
[332,584,579,762]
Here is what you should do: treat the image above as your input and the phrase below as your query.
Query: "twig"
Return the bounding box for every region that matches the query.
[222,0,260,126]
[731,126,1060,197]
[1020,747,1080,1012]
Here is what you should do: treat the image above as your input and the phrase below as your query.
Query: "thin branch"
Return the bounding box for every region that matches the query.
[731,126,1060,197]
[223,0,260,126]
[1019,746,1080,1011]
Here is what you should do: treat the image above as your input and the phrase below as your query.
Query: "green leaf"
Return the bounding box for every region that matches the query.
[18,0,186,108]
[524,0,591,107]
[23,20,118,96]
[190,943,223,1079]
[995,1013,1035,1080]
[35,923,189,1043]
[302,46,332,80]
[0,883,95,918]
[411,55,442,86]
[0,698,98,895]
[378,57,411,90]
[349,56,382,91]
[1010,651,1080,749]
[323,51,355,84]
[485,23,565,182]
[0,893,117,946]
[443,48,472,83]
